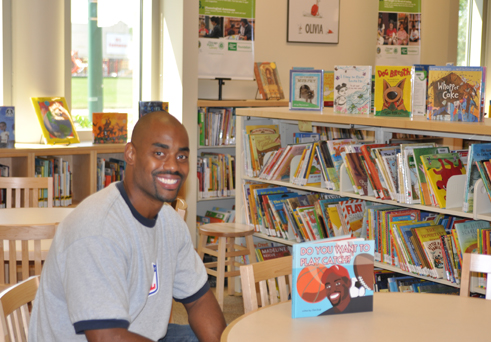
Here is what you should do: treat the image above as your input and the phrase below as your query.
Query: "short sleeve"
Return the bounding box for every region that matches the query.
[63,236,131,332]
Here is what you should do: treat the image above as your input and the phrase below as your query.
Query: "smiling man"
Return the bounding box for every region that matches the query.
[29,112,226,341]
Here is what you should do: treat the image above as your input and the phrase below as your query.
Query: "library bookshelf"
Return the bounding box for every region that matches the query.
[195,100,288,238]
[0,142,125,206]
[234,106,491,294]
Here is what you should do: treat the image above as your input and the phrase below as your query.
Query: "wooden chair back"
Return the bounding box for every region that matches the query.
[174,197,187,220]
[0,178,53,208]
[460,253,491,299]
[0,275,40,342]
[240,256,292,314]
[0,225,56,289]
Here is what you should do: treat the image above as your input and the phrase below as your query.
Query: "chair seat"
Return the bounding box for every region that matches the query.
[199,223,255,238]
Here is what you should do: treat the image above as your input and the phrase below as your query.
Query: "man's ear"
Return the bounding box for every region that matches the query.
[125,142,136,165]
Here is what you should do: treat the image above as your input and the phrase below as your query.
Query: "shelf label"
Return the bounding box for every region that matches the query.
[297,121,312,132]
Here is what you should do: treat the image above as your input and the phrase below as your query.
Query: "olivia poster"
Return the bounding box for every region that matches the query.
[287,0,339,44]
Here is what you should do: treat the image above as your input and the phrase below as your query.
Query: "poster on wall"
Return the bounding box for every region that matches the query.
[375,0,421,66]
[287,0,339,44]
[198,0,255,80]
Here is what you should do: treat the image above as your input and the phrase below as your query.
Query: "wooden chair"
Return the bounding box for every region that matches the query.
[0,275,40,342]
[460,253,491,299]
[0,224,56,290]
[173,197,187,220]
[0,177,53,208]
[240,256,292,314]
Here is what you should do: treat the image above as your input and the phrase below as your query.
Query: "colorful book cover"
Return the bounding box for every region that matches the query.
[455,220,491,256]
[345,153,369,196]
[412,147,450,206]
[333,65,372,114]
[92,113,128,144]
[427,66,483,122]
[323,71,334,107]
[374,66,413,117]
[337,199,366,238]
[412,225,447,279]
[31,97,80,144]
[0,107,15,148]
[463,143,491,213]
[292,238,374,318]
[249,133,281,175]
[326,139,356,180]
[254,62,285,100]
[271,143,311,182]
[138,101,169,118]
[258,246,291,260]
[420,152,466,209]
[289,69,324,111]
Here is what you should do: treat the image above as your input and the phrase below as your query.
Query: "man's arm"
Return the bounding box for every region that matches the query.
[85,328,153,342]
[184,289,227,342]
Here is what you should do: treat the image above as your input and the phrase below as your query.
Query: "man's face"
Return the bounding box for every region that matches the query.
[324,272,350,307]
[132,123,189,204]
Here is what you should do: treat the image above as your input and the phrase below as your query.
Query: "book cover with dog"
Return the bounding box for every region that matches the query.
[374,66,413,117]
[333,66,372,114]
[291,236,374,318]
[289,69,324,111]
[426,66,483,122]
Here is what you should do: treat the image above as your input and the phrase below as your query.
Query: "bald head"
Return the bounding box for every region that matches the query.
[131,111,186,146]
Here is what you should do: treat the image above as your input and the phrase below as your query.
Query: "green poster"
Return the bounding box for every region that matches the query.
[378,0,421,13]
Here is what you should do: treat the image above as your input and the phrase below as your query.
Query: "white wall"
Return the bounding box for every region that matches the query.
[198,0,459,100]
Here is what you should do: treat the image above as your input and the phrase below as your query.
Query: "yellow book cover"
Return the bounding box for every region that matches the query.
[249,133,281,174]
[420,152,466,209]
[374,66,413,117]
[31,97,80,144]
[323,71,334,107]
[412,225,447,279]
[245,124,279,134]
[327,206,344,237]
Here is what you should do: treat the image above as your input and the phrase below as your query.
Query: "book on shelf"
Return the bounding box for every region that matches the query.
[411,64,434,116]
[333,65,372,114]
[374,66,413,117]
[412,225,447,279]
[323,71,334,107]
[254,62,285,100]
[92,112,128,144]
[31,97,80,145]
[138,101,169,118]
[198,152,235,199]
[463,143,491,213]
[35,156,73,207]
[291,236,374,318]
[257,245,291,261]
[427,66,483,122]
[289,69,324,111]
[199,107,236,147]
[0,107,15,148]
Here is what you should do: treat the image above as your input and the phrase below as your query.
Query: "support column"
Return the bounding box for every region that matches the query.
[88,0,103,120]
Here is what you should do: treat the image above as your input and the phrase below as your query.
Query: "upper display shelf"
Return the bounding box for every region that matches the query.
[197,99,289,108]
[235,107,491,138]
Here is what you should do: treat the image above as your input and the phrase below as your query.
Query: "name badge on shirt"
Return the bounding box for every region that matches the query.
[149,262,159,296]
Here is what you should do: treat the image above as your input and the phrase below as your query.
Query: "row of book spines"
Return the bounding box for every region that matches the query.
[96,158,125,191]
[198,107,236,147]
[197,154,235,199]
[35,157,72,207]
[309,127,365,141]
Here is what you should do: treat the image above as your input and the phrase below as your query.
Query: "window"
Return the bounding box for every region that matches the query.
[457,0,484,66]
[71,0,141,130]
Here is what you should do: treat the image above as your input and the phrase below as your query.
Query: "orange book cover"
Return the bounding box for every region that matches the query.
[93,113,128,144]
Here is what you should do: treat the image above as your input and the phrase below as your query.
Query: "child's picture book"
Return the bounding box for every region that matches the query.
[289,69,324,111]
[427,66,483,122]
[374,66,413,117]
[412,64,433,116]
[455,220,491,256]
[31,97,80,144]
[420,152,466,209]
[463,143,491,213]
[0,107,15,148]
[138,101,169,118]
[333,65,372,114]
[92,113,128,144]
[291,237,374,318]
[254,62,285,100]
[323,71,334,107]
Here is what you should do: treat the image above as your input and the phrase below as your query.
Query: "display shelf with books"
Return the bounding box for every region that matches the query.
[233,106,491,295]
[0,143,125,207]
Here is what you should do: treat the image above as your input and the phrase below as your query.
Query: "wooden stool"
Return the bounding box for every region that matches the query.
[197,223,257,310]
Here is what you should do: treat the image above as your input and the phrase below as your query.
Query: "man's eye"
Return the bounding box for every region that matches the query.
[155,151,164,156]
[177,154,188,160]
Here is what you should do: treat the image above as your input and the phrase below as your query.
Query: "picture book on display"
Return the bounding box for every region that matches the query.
[412,64,433,116]
[333,65,372,114]
[463,143,491,213]
[374,66,413,117]
[289,69,324,111]
[138,101,169,118]
[93,113,128,144]
[0,107,15,148]
[427,66,483,122]
[292,236,374,318]
[31,97,80,145]
[323,71,334,107]
[254,62,285,100]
